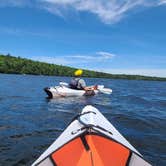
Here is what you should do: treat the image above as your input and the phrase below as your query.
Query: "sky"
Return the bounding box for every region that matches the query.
[0,0,166,77]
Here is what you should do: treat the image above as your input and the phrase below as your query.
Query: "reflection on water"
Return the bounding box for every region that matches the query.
[47,95,89,105]
[0,74,166,166]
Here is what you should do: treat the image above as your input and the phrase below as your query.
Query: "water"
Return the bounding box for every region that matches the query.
[0,74,166,166]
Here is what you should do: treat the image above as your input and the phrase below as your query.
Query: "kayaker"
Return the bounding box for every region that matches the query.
[69,69,97,91]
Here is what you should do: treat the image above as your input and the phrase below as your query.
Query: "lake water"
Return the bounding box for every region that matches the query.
[0,74,166,166]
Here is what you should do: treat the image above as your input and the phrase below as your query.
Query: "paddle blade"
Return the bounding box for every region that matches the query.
[98,87,112,94]
[59,82,69,87]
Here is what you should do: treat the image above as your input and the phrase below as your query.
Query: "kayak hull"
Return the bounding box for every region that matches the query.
[44,86,98,98]
[32,105,151,166]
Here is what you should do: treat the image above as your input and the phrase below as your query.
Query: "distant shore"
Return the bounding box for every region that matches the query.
[0,54,166,81]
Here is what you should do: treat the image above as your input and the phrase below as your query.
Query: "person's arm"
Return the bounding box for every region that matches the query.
[79,79,97,90]
[84,86,97,91]
[78,79,87,90]
[84,86,91,90]
[80,79,97,90]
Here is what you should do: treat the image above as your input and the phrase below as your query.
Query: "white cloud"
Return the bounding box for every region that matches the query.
[29,55,166,77]
[30,56,71,65]
[69,51,115,61]
[40,0,166,24]
[0,0,166,24]
[0,27,52,38]
[40,0,144,24]
[29,51,115,66]
[96,51,115,59]
[101,68,166,77]
[158,0,166,5]
[0,0,30,7]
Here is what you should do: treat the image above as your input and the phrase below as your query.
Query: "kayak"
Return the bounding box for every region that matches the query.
[32,105,151,166]
[44,82,112,98]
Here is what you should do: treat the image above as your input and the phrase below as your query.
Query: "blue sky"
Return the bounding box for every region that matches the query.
[0,0,166,77]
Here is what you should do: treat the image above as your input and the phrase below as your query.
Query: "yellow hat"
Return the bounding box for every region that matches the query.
[74,69,83,76]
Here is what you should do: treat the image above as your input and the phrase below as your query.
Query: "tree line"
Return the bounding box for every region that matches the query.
[0,54,166,81]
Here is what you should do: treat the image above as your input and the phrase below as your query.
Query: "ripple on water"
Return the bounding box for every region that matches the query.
[0,74,166,166]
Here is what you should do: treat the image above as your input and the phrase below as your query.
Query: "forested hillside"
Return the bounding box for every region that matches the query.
[0,54,166,81]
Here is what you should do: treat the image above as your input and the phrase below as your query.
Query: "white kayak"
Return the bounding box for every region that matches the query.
[32,105,151,166]
[44,82,112,98]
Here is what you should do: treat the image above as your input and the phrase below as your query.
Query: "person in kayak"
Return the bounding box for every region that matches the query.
[69,69,97,91]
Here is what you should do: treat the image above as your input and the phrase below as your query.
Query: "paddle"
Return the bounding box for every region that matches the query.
[59,82,69,87]
[97,86,112,94]
[59,82,112,94]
